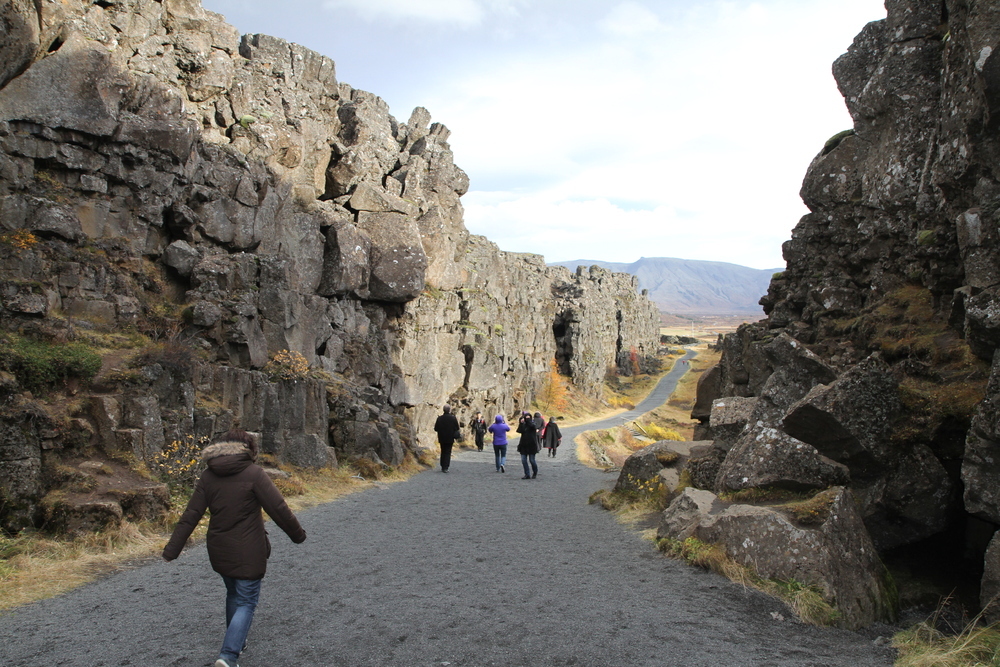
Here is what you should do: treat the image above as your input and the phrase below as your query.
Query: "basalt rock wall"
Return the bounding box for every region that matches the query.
[693,0,1000,620]
[0,0,660,530]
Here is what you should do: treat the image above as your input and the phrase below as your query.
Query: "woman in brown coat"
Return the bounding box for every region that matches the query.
[163,430,306,667]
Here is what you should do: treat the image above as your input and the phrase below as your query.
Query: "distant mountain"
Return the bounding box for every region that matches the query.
[549,257,782,315]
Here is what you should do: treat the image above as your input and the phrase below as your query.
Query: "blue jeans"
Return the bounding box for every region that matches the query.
[493,444,507,470]
[521,453,538,477]
[220,576,261,661]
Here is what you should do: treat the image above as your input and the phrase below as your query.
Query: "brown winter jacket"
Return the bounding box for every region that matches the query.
[162,441,306,580]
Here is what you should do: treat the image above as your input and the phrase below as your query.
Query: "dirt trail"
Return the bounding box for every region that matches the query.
[0,354,896,666]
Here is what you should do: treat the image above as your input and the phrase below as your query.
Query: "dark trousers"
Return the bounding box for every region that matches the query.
[439,441,453,471]
[475,432,485,450]
[521,453,538,477]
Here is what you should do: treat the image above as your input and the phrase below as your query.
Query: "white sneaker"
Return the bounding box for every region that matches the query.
[215,660,239,667]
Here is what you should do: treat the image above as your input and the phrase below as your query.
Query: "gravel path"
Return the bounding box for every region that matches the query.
[0,353,896,667]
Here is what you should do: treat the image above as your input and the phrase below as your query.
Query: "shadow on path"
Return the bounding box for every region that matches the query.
[0,348,894,667]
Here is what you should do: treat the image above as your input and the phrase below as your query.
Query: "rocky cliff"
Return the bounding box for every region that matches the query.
[0,0,660,530]
[674,0,1000,626]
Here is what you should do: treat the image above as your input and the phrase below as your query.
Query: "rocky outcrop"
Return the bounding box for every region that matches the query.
[658,487,895,630]
[614,440,715,501]
[693,0,1000,622]
[0,0,659,530]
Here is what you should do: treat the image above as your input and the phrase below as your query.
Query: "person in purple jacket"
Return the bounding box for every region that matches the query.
[487,414,510,473]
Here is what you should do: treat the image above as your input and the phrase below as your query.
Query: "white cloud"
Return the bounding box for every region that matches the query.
[321,0,522,27]
[600,2,665,36]
[203,0,886,269]
[413,0,886,269]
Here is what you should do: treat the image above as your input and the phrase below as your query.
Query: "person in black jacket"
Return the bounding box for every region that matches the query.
[516,411,539,479]
[469,411,487,452]
[543,416,562,457]
[433,404,460,473]
[163,429,306,667]
[532,412,545,449]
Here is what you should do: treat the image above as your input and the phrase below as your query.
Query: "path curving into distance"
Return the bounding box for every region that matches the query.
[560,347,700,444]
[0,349,895,667]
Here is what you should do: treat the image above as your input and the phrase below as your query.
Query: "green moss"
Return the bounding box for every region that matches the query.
[916,229,936,246]
[822,129,855,155]
[0,334,102,392]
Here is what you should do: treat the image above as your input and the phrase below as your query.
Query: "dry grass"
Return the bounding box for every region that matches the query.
[0,521,174,611]
[578,425,651,468]
[832,286,989,452]
[588,488,667,524]
[894,612,1000,667]
[0,457,427,611]
[658,536,842,627]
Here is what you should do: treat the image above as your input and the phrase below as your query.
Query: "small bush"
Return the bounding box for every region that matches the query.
[655,451,679,466]
[0,230,38,253]
[149,435,208,489]
[0,335,102,392]
[263,349,310,381]
[646,423,684,441]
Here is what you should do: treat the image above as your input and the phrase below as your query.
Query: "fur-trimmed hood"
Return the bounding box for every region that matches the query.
[202,441,254,476]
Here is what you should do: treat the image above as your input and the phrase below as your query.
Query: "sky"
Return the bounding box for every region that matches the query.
[201,0,888,270]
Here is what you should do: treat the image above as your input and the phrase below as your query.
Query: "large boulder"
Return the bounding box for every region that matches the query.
[715,425,850,493]
[707,396,756,451]
[690,364,721,421]
[657,487,896,629]
[857,444,953,551]
[356,212,427,302]
[685,487,895,629]
[781,354,900,480]
[657,487,720,540]
[615,440,713,498]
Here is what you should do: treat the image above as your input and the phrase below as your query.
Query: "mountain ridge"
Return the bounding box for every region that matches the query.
[550,257,782,315]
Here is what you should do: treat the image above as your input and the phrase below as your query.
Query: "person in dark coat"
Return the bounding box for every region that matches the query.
[163,429,306,667]
[487,414,510,472]
[543,416,562,457]
[433,404,460,473]
[516,411,539,479]
[469,411,487,452]
[532,412,545,449]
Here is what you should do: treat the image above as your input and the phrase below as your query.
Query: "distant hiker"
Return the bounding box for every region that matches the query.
[488,414,510,472]
[469,411,488,452]
[543,416,562,457]
[517,411,540,479]
[532,411,545,448]
[433,404,460,473]
[162,429,307,667]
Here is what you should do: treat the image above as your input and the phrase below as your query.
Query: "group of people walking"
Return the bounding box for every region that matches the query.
[434,407,562,479]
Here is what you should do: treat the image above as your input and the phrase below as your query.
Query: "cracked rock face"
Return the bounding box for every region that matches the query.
[688,0,1000,624]
[0,0,660,529]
